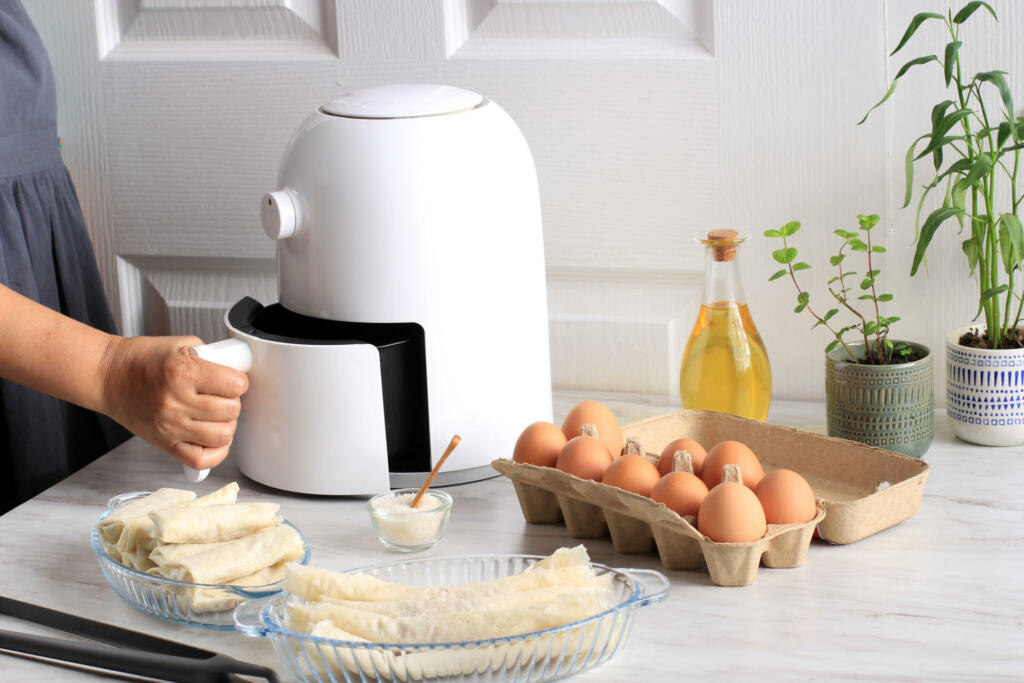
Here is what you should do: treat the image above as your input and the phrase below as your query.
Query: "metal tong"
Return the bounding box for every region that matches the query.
[0,595,278,682]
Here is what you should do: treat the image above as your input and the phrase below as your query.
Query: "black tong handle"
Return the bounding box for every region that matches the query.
[0,596,278,682]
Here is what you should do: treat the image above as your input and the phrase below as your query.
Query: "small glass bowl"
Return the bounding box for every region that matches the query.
[367,488,453,552]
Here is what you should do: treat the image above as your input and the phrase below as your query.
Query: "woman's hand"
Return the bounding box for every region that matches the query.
[99,336,250,470]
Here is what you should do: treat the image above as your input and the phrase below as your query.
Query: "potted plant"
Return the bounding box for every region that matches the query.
[765,215,933,458]
[860,1,1024,446]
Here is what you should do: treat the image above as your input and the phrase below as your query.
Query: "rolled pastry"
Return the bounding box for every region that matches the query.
[96,488,195,547]
[160,523,304,584]
[150,502,280,545]
[114,482,240,561]
[286,587,613,643]
[149,537,239,569]
[314,576,612,619]
[284,560,597,604]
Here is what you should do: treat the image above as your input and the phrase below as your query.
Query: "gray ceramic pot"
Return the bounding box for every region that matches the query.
[825,340,933,458]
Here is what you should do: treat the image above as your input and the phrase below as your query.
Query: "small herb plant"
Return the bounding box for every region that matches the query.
[859,1,1024,349]
[765,214,914,365]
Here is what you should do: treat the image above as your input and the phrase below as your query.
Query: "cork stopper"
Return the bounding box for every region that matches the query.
[721,463,742,484]
[579,423,599,439]
[624,437,644,456]
[707,229,738,262]
[672,450,694,475]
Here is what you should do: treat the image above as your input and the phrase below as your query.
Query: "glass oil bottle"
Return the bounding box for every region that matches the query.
[679,230,772,420]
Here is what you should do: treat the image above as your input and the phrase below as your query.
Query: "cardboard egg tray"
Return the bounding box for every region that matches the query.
[492,409,930,587]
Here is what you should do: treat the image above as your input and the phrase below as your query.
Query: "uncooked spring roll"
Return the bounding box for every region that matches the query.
[287,587,614,643]
[96,488,196,547]
[114,482,240,567]
[150,501,280,545]
[284,555,596,604]
[149,537,239,569]
[314,575,612,619]
[160,523,304,584]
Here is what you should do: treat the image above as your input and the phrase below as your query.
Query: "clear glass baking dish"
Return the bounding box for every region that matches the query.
[91,490,311,630]
[234,553,670,682]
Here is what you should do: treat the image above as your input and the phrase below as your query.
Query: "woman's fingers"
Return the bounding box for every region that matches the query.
[172,440,232,471]
[192,357,249,398]
[187,393,242,422]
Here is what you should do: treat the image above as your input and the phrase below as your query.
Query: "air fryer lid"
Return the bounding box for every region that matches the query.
[320,84,485,119]
[229,297,431,474]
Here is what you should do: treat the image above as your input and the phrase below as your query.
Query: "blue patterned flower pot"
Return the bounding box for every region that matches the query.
[946,326,1024,446]
[825,341,933,458]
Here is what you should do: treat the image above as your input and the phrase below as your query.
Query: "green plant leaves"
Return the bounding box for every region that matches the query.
[912,207,964,275]
[769,269,787,282]
[830,254,845,266]
[953,155,994,196]
[824,309,839,322]
[891,12,944,56]
[825,339,840,353]
[917,109,972,161]
[974,285,1009,320]
[773,247,798,264]
[834,229,857,240]
[858,55,939,125]
[858,214,880,231]
[872,245,887,253]
[998,214,1024,273]
[878,293,894,302]
[944,41,962,86]
[975,71,1014,118]
[764,229,782,238]
[794,291,810,313]
[780,221,801,236]
[953,1,997,25]
[850,238,868,252]
[962,237,981,275]
[902,134,931,208]
[792,262,811,272]
[998,121,1012,149]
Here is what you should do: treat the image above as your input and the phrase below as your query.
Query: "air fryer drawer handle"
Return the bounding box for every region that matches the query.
[181,338,255,482]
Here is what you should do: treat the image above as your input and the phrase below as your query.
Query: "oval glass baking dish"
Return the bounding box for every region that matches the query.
[91,491,312,630]
[234,553,670,682]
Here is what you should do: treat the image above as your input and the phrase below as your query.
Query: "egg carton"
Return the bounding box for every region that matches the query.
[621,409,930,544]
[490,456,825,587]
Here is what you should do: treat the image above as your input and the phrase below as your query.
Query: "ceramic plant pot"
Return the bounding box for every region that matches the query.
[825,341,933,458]
[945,326,1024,446]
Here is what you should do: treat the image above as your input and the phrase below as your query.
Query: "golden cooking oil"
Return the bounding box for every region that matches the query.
[679,231,772,421]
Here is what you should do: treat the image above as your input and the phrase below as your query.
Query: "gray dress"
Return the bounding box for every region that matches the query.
[1,1,128,513]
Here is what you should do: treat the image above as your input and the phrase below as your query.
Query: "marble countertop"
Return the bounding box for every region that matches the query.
[1,393,1021,681]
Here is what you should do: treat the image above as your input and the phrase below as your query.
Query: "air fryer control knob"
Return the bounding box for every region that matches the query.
[261,190,298,240]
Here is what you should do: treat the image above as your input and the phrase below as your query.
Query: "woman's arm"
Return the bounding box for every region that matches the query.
[0,283,248,469]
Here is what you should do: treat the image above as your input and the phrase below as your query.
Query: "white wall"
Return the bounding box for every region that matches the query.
[25,0,1024,405]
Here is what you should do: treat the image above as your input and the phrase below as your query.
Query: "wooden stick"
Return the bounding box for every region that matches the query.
[411,434,461,508]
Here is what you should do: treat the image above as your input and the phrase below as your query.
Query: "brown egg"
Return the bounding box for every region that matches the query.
[697,480,767,543]
[651,471,708,517]
[756,469,817,524]
[657,438,707,477]
[702,441,765,489]
[512,422,567,467]
[602,454,661,497]
[561,401,624,459]
[556,435,613,481]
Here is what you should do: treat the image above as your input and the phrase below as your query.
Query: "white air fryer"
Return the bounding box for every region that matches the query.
[191,84,553,495]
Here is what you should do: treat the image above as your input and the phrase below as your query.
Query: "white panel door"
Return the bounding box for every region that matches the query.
[28,1,1012,405]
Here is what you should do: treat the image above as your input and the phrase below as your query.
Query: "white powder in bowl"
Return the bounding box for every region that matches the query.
[371,493,447,548]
